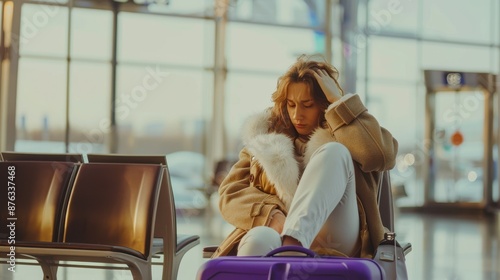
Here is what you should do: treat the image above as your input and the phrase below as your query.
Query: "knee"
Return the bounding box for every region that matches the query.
[314,142,351,161]
[237,226,281,256]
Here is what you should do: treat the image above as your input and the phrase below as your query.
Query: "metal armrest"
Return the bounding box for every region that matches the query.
[401,241,412,256]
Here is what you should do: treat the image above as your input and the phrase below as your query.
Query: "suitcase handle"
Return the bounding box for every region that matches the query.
[265,246,318,258]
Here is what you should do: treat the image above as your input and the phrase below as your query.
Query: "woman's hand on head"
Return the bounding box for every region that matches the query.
[310,68,343,104]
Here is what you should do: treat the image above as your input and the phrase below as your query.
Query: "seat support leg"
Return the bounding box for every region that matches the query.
[35,257,59,280]
[128,263,152,280]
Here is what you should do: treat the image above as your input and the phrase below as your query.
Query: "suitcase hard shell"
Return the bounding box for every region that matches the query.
[197,246,385,280]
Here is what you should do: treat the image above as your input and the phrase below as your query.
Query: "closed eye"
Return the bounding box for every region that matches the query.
[303,101,314,108]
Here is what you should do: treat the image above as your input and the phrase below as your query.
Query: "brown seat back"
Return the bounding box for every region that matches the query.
[0,161,79,242]
[63,163,163,258]
[86,154,176,247]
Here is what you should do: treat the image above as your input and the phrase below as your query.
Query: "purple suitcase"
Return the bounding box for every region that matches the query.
[197,246,385,280]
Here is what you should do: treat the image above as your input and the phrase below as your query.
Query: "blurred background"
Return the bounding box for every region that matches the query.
[0,0,499,279]
[0,0,498,212]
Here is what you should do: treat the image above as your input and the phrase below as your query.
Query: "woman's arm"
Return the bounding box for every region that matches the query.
[325,94,398,172]
[311,69,398,172]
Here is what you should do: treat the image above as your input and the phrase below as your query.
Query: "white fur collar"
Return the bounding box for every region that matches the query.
[241,111,333,209]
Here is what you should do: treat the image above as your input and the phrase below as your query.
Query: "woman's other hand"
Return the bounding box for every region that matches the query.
[268,210,286,234]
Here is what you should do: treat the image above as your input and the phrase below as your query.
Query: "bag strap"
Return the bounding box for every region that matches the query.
[377,170,395,232]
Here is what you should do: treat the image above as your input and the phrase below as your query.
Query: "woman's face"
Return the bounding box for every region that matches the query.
[286,82,323,137]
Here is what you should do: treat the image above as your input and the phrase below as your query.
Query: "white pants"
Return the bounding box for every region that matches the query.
[238,142,360,256]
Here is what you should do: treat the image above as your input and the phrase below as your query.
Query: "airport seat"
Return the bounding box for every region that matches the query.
[0,161,80,276]
[202,170,412,258]
[86,154,201,280]
[0,161,79,241]
[1,151,84,163]
[0,163,165,280]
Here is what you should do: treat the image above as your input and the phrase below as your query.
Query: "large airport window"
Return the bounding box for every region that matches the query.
[227,0,325,28]
[421,42,492,73]
[226,22,318,73]
[422,0,493,44]
[367,36,418,83]
[146,0,212,17]
[19,3,68,57]
[365,0,418,36]
[70,8,112,60]
[15,58,67,152]
[118,13,214,68]
[365,81,421,208]
[115,13,213,156]
[224,72,276,155]
[68,61,111,154]
[365,82,418,151]
[115,64,212,155]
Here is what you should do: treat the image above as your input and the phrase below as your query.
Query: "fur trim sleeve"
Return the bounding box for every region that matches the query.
[246,133,299,209]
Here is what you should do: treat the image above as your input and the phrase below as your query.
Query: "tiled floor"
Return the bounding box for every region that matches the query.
[395,210,499,280]
[1,208,499,279]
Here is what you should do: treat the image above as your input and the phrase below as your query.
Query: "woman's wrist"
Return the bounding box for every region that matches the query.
[282,235,302,246]
[267,209,286,233]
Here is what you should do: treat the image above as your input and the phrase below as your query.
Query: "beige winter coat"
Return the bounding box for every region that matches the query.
[212,94,398,258]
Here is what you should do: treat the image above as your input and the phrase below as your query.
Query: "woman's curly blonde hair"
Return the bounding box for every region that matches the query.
[268,54,343,138]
